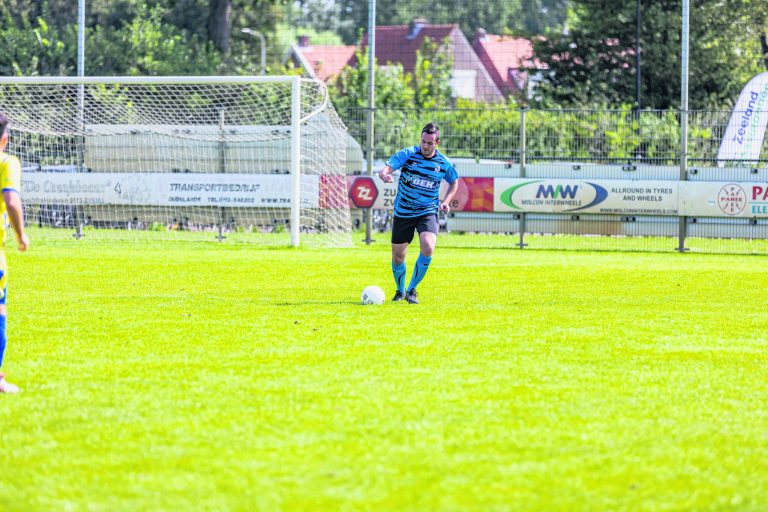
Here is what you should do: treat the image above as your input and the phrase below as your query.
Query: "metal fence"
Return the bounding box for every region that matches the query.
[342,107,768,254]
[342,108,749,165]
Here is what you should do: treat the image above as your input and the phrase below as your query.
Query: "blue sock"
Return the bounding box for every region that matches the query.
[392,261,406,293]
[407,254,432,292]
[0,315,6,369]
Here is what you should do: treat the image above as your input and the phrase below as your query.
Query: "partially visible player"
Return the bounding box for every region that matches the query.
[379,122,458,304]
[0,113,30,393]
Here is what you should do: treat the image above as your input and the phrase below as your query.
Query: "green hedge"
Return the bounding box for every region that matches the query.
[339,102,724,165]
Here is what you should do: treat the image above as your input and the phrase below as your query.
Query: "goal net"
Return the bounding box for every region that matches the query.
[0,76,355,247]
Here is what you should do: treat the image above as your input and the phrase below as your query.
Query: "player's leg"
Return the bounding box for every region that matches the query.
[0,256,18,393]
[406,215,438,303]
[0,303,6,367]
[390,216,415,301]
[391,243,408,300]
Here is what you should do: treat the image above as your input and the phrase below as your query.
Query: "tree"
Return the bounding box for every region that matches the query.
[519,0,571,35]
[412,37,454,109]
[292,0,349,34]
[207,0,289,52]
[329,49,414,110]
[0,0,289,76]
[330,38,454,112]
[208,0,231,52]
[532,0,768,109]
[89,4,222,76]
[0,3,76,76]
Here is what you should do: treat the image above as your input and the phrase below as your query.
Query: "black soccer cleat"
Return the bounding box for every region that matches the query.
[406,289,419,304]
[392,290,406,302]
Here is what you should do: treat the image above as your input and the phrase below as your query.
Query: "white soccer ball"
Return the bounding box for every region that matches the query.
[361,285,386,305]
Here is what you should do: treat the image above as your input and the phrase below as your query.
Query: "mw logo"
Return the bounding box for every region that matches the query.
[536,184,579,199]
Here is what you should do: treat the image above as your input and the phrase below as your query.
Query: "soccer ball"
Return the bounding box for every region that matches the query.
[361,285,386,305]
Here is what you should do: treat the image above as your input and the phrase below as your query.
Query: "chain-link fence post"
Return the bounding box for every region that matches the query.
[677,0,690,253]
[517,107,528,249]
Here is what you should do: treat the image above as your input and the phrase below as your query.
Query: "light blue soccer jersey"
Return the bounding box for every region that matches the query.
[386,145,458,218]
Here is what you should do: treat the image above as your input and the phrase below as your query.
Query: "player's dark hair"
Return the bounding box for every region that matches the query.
[0,113,8,138]
[422,122,440,141]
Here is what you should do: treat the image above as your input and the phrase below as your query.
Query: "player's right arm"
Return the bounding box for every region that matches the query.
[380,146,415,183]
[3,190,28,252]
[1,156,28,252]
[379,164,395,183]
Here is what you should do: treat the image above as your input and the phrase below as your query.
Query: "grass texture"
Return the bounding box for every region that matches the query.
[0,234,767,511]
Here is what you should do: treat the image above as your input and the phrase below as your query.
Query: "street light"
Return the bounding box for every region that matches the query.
[241,28,266,75]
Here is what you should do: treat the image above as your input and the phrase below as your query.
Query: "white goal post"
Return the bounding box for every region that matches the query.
[0,76,355,247]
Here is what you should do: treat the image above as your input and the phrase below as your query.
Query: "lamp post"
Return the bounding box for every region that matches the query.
[241,28,266,75]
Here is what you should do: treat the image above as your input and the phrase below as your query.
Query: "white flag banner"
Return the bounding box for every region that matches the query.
[717,72,768,166]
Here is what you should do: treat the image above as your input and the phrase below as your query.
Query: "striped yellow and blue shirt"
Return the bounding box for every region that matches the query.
[0,152,22,246]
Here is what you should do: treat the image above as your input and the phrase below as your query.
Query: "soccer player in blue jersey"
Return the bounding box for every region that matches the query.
[379,122,458,304]
[0,113,30,393]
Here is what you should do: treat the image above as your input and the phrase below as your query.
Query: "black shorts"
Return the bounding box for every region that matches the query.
[391,214,439,244]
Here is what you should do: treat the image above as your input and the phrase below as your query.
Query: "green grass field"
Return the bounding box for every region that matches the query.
[1,233,767,511]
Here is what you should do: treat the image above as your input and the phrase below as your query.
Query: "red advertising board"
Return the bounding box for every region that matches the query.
[348,176,379,208]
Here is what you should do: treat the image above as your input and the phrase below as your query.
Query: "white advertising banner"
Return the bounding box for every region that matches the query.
[680,181,768,217]
[372,176,399,209]
[494,178,679,215]
[717,72,768,166]
[21,172,320,208]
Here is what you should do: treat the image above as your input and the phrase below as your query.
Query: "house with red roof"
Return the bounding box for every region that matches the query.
[363,19,503,102]
[285,19,505,102]
[471,29,545,99]
[285,35,358,82]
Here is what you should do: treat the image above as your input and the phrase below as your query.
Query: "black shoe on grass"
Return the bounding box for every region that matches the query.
[392,291,406,302]
[406,289,419,304]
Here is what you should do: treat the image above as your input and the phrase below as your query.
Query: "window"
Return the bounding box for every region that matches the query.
[450,69,476,99]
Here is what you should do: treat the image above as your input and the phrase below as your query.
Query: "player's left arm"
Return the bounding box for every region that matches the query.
[440,164,459,214]
[440,179,459,214]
